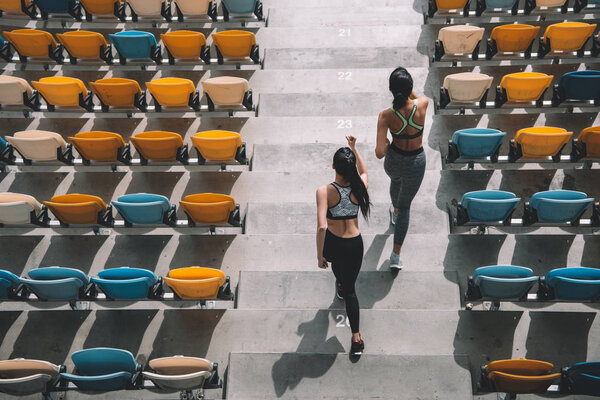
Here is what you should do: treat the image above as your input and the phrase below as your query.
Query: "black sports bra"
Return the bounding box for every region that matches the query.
[326,182,359,220]
[390,99,424,139]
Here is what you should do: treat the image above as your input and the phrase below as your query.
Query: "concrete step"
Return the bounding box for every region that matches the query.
[226,353,472,399]
[236,270,460,310]
[266,6,422,27]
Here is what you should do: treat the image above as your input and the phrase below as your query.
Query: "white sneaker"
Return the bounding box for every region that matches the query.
[389,251,403,270]
[389,205,397,225]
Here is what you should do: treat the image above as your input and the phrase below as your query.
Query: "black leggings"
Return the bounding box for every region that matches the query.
[323,229,363,334]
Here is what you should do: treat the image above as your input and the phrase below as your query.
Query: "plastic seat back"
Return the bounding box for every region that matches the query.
[0,193,41,224]
[435,0,469,10]
[112,193,171,224]
[514,127,572,158]
[201,76,249,106]
[222,0,256,14]
[211,30,256,58]
[161,30,206,58]
[146,78,196,107]
[473,265,537,300]
[500,72,553,102]
[56,31,108,59]
[191,130,242,161]
[79,0,119,14]
[542,22,597,51]
[179,193,236,224]
[63,348,138,391]
[557,71,600,102]
[43,193,107,225]
[0,76,34,105]
[129,131,184,161]
[443,73,493,102]
[89,78,142,107]
[32,77,88,107]
[5,130,67,161]
[490,24,541,53]
[21,266,89,300]
[144,356,212,390]
[529,190,593,223]
[173,0,211,14]
[0,359,61,396]
[451,128,506,158]
[461,190,521,223]
[68,131,126,162]
[0,0,32,11]
[579,126,600,157]
[127,0,164,15]
[536,0,568,5]
[545,267,600,300]
[35,0,72,13]
[564,362,600,395]
[164,267,226,299]
[438,25,484,55]
[0,270,20,299]
[3,29,57,57]
[109,31,157,59]
[486,359,559,393]
[485,0,518,7]
[92,267,158,300]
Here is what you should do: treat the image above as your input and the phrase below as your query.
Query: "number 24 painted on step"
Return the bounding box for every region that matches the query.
[335,314,350,327]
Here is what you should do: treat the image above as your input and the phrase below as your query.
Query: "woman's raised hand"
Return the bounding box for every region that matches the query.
[346,135,357,149]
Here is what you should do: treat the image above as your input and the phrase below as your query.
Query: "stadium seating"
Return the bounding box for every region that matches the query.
[43,194,113,226]
[201,76,253,111]
[427,0,471,17]
[495,72,554,108]
[56,31,113,64]
[438,72,493,109]
[109,31,161,65]
[160,30,210,65]
[541,267,600,300]
[211,30,260,64]
[538,22,597,58]
[0,359,62,395]
[0,270,20,299]
[89,78,148,112]
[126,0,171,22]
[524,190,594,225]
[571,126,600,160]
[456,190,521,225]
[179,193,241,227]
[0,0,36,18]
[19,267,93,301]
[486,24,541,60]
[552,70,600,106]
[476,0,519,15]
[509,126,573,162]
[143,356,215,391]
[0,76,39,110]
[78,0,124,21]
[145,78,200,111]
[446,128,506,163]
[2,29,64,63]
[173,0,217,21]
[524,0,569,15]
[574,0,600,12]
[5,130,72,164]
[191,130,248,165]
[111,193,176,226]
[91,267,161,300]
[221,0,263,21]
[563,362,600,395]
[129,131,188,164]
[31,77,94,112]
[61,348,141,391]
[466,265,538,301]
[163,267,229,300]
[481,359,561,394]
[35,0,83,20]
[68,131,131,164]
[0,193,46,226]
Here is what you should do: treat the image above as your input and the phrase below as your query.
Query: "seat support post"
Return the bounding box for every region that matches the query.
[21,0,37,18]
[446,140,460,164]
[0,41,12,62]
[574,0,588,12]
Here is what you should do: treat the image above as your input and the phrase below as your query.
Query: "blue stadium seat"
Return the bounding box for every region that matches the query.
[108,31,161,65]
[447,128,506,162]
[19,267,90,301]
[470,265,538,300]
[221,0,262,20]
[476,0,519,16]
[0,270,20,299]
[35,0,82,19]
[91,267,160,300]
[61,348,141,392]
[458,190,521,225]
[526,190,594,224]
[112,193,175,226]
[544,267,600,301]
[553,71,600,107]
[563,362,600,395]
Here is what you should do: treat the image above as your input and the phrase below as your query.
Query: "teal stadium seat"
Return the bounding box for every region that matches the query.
[563,362,600,395]
[19,266,91,301]
[476,0,519,16]
[109,31,161,65]
[91,267,160,300]
[447,128,506,162]
[112,193,175,226]
[457,190,521,225]
[221,0,262,20]
[35,0,82,19]
[543,267,600,300]
[468,265,538,300]
[525,190,594,224]
[552,71,600,107]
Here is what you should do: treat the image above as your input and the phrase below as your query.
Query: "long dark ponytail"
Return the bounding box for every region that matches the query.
[389,67,413,110]
[333,147,370,219]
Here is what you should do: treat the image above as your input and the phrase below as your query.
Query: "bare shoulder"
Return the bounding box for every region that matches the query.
[378,108,392,124]
[418,96,430,107]
[316,185,328,196]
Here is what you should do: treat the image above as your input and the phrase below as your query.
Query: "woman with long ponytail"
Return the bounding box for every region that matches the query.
[375,67,428,270]
[316,135,369,356]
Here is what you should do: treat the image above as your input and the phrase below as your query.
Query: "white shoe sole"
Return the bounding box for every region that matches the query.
[390,264,403,271]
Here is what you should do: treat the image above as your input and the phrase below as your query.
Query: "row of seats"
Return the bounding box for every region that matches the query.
[0,75,253,112]
[480,359,600,396]
[0,129,248,166]
[428,0,599,17]
[438,70,600,109]
[0,0,263,22]
[0,29,260,65]
[434,22,599,61]
[455,189,598,226]
[0,192,242,228]
[0,266,232,301]
[446,125,600,163]
[0,349,220,395]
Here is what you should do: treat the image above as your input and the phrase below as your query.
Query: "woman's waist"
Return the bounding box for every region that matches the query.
[389,141,424,156]
[326,222,361,240]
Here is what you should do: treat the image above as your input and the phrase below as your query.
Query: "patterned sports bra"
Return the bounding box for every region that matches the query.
[390,99,424,139]
[327,182,359,220]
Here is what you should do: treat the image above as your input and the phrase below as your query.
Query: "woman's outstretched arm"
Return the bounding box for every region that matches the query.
[375,111,390,159]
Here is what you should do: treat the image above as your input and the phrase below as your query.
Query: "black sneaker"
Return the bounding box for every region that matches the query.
[350,337,364,356]
[336,281,344,300]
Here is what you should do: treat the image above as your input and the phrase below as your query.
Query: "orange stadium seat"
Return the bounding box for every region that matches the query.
[486,24,540,59]
[179,193,240,226]
[68,131,130,164]
[211,30,260,64]
[43,194,113,226]
[538,22,597,58]
[3,29,63,63]
[146,78,200,111]
[509,126,573,162]
[163,267,227,299]
[31,77,94,112]
[495,72,553,107]
[191,130,248,165]
[89,78,147,112]
[56,31,113,64]
[129,131,188,164]
[160,30,210,65]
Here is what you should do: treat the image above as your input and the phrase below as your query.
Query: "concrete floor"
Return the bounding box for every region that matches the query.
[1,0,600,398]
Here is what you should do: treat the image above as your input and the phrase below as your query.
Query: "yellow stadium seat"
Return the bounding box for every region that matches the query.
[56,31,113,64]
[496,72,553,107]
[179,193,239,226]
[201,76,252,111]
[524,0,569,14]
[164,267,227,300]
[487,24,541,59]
[79,0,124,20]
[3,29,64,63]
[439,72,493,108]
[89,78,147,112]
[146,77,199,111]
[485,359,560,394]
[0,76,39,109]
[539,22,597,58]
[31,77,94,112]
[0,0,36,18]
[126,0,171,22]
[173,0,216,22]
[43,194,112,226]
[572,126,600,160]
[68,131,130,164]
[428,0,470,16]
[510,126,573,162]
[160,31,210,65]
[191,130,248,165]
[129,131,188,164]
[5,130,70,163]
[211,30,260,64]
